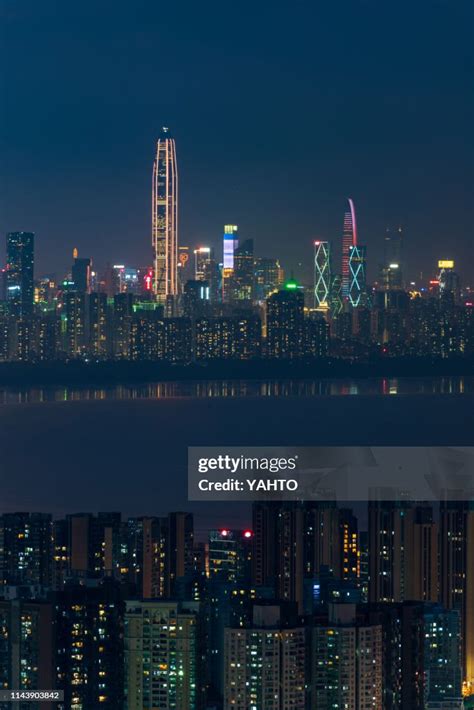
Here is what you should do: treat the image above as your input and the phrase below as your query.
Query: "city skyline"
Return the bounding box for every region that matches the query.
[1,4,473,707]
[1,2,473,281]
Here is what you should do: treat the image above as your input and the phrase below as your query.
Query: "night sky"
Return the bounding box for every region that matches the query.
[2,394,474,529]
[1,0,473,282]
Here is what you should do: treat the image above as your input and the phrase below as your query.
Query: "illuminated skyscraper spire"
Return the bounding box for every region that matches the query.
[342,198,357,298]
[152,127,178,299]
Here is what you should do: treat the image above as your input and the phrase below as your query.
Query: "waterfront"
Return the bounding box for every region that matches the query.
[0,375,472,404]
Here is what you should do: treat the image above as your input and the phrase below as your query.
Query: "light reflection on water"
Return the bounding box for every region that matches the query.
[0,377,471,404]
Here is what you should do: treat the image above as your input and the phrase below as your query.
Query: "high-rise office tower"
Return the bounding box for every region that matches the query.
[193,246,219,301]
[342,199,357,299]
[330,273,343,317]
[254,257,284,301]
[222,225,238,300]
[348,244,367,307]
[381,228,403,290]
[314,240,331,309]
[152,127,178,300]
[183,280,211,320]
[232,239,254,300]
[194,247,212,281]
[124,600,203,710]
[440,501,474,690]
[438,260,461,302]
[71,250,92,293]
[6,231,35,317]
[224,603,306,709]
[222,225,238,271]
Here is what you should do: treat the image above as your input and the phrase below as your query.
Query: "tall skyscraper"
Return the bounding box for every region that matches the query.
[314,240,331,309]
[254,257,284,301]
[152,127,178,300]
[194,247,212,281]
[342,198,357,299]
[6,231,35,317]
[71,249,92,293]
[381,227,403,290]
[222,224,238,300]
[222,225,238,271]
[348,244,367,307]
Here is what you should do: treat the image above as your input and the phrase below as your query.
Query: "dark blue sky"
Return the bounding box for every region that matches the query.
[1,0,473,283]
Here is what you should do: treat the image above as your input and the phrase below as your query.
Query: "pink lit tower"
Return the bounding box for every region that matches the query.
[341,198,357,299]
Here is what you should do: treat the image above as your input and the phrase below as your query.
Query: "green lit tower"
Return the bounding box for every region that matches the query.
[314,240,331,310]
[348,244,367,307]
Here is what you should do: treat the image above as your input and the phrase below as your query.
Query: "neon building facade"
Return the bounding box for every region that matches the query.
[342,198,358,298]
[314,241,331,309]
[222,225,238,300]
[152,128,178,299]
[223,225,238,270]
[348,245,367,307]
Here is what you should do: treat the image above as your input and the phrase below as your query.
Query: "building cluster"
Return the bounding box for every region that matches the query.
[0,501,473,708]
[1,128,473,365]
[1,226,473,365]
